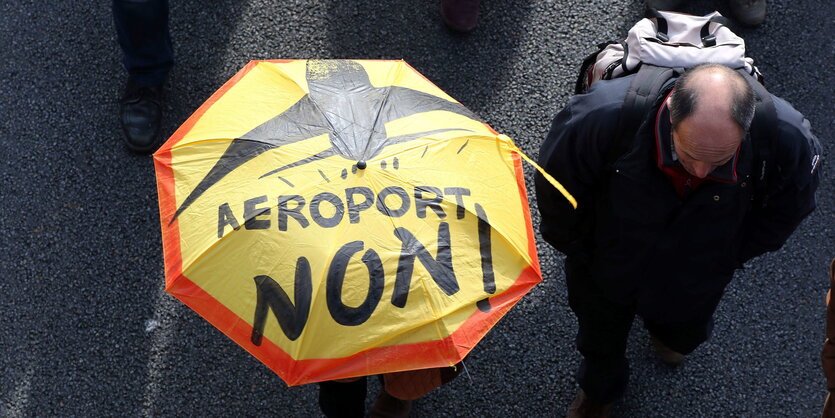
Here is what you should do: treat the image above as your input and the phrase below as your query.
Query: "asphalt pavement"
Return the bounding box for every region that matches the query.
[1,0,833,416]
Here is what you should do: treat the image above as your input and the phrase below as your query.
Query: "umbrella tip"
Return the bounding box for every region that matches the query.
[356,160,367,170]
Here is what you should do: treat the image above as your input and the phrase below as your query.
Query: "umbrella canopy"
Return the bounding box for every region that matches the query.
[153,59,573,386]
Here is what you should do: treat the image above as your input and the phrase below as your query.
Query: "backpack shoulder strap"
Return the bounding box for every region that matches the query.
[739,70,778,208]
[609,64,680,165]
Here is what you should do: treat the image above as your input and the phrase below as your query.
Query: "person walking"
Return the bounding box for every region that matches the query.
[536,63,821,416]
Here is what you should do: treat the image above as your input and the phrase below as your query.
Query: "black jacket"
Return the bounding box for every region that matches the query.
[536,75,821,320]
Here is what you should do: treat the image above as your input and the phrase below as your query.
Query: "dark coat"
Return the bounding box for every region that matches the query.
[536,75,821,322]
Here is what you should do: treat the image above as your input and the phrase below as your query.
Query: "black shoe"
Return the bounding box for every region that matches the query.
[567,390,613,418]
[651,335,686,367]
[119,80,163,155]
[440,0,480,33]
[727,0,766,27]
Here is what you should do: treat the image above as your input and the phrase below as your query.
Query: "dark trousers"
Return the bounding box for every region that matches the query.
[113,0,173,86]
[318,378,368,418]
[565,258,716,404]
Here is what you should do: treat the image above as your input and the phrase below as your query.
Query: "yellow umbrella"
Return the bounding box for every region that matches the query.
[153,59,574,386]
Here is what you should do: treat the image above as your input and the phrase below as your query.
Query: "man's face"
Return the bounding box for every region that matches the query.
[671,113,743,179]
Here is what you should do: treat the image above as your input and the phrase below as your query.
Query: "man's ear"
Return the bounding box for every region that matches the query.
[664,95,675,124]
[666,97,674,123]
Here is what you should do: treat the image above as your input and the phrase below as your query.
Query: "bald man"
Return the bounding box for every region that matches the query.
[535,64,820,415]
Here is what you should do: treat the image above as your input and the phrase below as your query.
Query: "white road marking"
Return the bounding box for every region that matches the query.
[140,287,180,417]
[1,356,35,418]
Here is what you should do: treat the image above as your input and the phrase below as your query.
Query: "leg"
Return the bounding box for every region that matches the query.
[112,0,173,86]
[112,0,171,153]
[565,258,635,404]
[644,316,714,356]
[318,377,368,418]
[642,290,723,356]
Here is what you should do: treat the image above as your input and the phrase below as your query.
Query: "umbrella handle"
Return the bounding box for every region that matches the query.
[499,135,578,210]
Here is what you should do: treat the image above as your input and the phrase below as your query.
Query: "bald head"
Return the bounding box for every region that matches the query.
[669,64,756,134]
[667,64,756,178]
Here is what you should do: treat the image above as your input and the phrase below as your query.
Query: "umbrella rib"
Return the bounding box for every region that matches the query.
[360,61,404,160]
[380,129,478,156]
[295,253,329,364]
[166,137,238,152]
[368,166,526,347]
[260,60,309,97]
[258,148,336,179]
[181,222,250,279]
[305,98,342,146]
[454,201,533,265]
[166,61,310,153]
[360,86,394,160]
[418,267,455,350]
[375,131,497,157]
[347,171,457,354]
[370,139,535,265]
[181,186,324,277]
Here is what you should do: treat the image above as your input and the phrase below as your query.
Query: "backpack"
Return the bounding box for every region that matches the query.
[575,9,778,208]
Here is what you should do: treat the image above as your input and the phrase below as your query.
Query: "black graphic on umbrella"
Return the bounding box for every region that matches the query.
[171,60,481,222]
